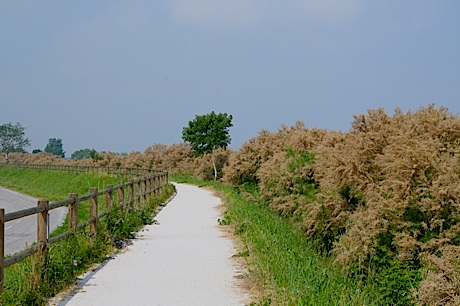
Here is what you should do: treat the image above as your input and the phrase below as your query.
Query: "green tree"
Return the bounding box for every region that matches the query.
[89,149,103,161]
[71,148,93,160]
[182,111,233,181]
[0,122,31,163]
[44,138,65,158]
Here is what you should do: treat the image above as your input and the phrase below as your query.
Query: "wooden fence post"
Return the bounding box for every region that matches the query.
[106,184,113,210]
[37,199,49,269]
[146,177,151,201]
[128,180,134,207]
[0,208,4,293]
[90,187,98,237]
[142,177,147,203]
[118,181,124,211]
[68,193,78,230]
[135,179,141,207]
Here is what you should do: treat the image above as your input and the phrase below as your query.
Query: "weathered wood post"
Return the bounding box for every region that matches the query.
[68,193,78,230]
[90,187,98,237]
[0,208,4,293]
[151,176,155,195]
[128,180,133,207]
[37,199,49,278]
[135,178,141,207]
[106,184,113,210]
[37,199,49,252]
[146,177,151,201]
[142,177,147,203]
[118,181,124,211]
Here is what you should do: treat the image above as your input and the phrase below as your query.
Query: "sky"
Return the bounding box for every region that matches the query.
[1,1,459,157]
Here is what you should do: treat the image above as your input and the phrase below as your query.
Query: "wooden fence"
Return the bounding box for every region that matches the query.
[0,166,169,293]
[0,163,164,178]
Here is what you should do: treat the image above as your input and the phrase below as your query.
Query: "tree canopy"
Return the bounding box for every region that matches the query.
[0,122,31,162]
[182,111,233,156]
[44,138,65,158]
[71,148,102,161]
[71,148,92,160]
[182,111,233,181]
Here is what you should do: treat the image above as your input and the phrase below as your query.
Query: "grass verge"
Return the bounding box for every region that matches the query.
[172,174,381,306]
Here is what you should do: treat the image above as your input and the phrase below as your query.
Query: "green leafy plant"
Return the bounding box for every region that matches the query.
[182,111,233,181]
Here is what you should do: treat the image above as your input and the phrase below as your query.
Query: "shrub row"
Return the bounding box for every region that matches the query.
[3,104,459,305]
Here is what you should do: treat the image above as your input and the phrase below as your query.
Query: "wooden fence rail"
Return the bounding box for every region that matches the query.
[0,163,167,179]
[0,166,168,293]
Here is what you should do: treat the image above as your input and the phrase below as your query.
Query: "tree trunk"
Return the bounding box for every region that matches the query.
[211,153,217,182]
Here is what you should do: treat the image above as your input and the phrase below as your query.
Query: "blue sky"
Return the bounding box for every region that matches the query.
[1,1,459,157]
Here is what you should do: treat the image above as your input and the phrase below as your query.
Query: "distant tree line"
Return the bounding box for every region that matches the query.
[0,122,30,163]
[0,122,66,159]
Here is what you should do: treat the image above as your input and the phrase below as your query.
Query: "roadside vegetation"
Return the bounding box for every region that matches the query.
[0,168,175,305]
[172,174,381,305]
[3,105,459,305]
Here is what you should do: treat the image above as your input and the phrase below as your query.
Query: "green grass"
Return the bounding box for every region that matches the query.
[0,167,175,305]
[0,167,124,201]
[172,174,381,306]
[0,167,128,236]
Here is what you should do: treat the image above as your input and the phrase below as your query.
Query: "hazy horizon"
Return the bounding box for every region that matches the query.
[1,1,459,157]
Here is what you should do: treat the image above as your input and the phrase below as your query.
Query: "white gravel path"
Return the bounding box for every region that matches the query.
[57,183,248,306]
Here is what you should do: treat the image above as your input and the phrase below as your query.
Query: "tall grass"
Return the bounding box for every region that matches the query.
[171,174,381,305]
[0,168,175,305]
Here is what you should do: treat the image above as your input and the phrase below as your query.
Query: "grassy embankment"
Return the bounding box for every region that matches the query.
[171,174,382,306]
[0,167,175,305]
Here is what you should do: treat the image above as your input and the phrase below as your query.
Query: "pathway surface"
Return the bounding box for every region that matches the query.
[0,187,66,255]
[57,183,248,306]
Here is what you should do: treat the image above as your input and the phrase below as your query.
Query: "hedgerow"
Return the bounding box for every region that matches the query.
[3,104,459,305]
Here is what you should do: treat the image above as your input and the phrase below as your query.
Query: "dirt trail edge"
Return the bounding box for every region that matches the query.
[56,183,249,306]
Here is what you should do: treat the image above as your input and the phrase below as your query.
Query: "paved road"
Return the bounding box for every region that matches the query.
[57,183,248,306]
[0,187,66,255]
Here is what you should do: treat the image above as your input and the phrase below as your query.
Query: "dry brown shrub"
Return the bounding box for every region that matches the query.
[90,151,124,168]
[160,143,194,174]
[235,105,460,304]
[334,206,389,265]
[315,108,390,192]
[2,142,218,179]
[257,150,304,216]
[222,129,280,186]
[190,147,231,180]
[7,152,68,165]
[222,122,326,187]
[313,105,460,289]
[302,193,356,250]
[414,245,460,305]
[143,143,169,168]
